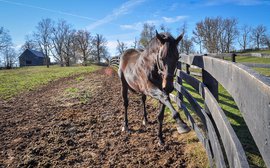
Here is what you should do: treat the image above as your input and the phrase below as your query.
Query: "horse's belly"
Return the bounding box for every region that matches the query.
[124,70,148,93]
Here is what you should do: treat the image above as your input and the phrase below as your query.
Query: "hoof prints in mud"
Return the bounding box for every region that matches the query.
[0,68,191,167]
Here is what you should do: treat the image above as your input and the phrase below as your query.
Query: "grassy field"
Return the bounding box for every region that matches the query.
[0,65,100,100]
[235,56,270,64]
[253,68,270,77]
[223,55,270,77]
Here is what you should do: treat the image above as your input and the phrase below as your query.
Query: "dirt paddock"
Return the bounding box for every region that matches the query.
[0,67,205,168]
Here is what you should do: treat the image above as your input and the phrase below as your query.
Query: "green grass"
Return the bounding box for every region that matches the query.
[235,56,270,64]
[243,49,270,54]
[223,55,270,77]
[260,50,270,54]
[224,56,270,64]
[252,68,270,77]
[0,65,100,100]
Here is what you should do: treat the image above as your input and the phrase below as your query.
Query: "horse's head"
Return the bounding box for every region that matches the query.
[156,31,183,93]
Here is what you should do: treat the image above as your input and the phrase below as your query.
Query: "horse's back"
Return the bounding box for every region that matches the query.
[118,49,140,75]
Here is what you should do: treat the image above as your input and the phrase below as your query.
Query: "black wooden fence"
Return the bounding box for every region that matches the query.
[110,54,270,168]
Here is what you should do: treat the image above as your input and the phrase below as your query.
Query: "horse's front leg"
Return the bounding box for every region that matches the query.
[158,102,165,145]
[141,94,148,125]
[149,88,190,138]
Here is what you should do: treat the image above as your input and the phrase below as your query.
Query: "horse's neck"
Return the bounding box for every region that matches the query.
[139,39,159,70]
[136,46,159,75]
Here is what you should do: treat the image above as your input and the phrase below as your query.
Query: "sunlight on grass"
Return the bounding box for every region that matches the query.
[235,56,270,64]
[252,68,270,77]
[0,65,100,100]
[222,56,270,77]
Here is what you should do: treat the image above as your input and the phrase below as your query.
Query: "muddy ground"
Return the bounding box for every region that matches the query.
[0,67,206,168]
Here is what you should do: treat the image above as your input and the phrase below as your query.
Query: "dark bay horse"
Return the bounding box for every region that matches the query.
[118,31,190,145]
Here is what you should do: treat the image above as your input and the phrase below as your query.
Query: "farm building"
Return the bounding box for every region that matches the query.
[19,49,49,67]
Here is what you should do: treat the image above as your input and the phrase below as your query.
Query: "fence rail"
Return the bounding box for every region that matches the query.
[110,54,270,168]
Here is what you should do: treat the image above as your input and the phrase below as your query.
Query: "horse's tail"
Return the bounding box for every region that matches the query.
[118,55,123,78]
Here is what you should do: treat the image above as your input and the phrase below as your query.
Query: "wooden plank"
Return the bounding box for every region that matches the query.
[190,72,202,77]
[171,88,226,167]
[190,65,201,69]
[174,83,206,127]
[169,93,205,143]
[202,70,218,101]
[169,94,215,167]
[204,53,234,58]
[176,62,184,107]
[177,65,249,167]
[182,56,254,167]
[177,70,200,93]
[203,87,249,168]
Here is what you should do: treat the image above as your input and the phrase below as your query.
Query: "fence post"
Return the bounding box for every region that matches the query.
[202,68,220,166]
[231,53,236,62]
[186,64,190,75]
[202,69,219,113]
[177,62,184,108]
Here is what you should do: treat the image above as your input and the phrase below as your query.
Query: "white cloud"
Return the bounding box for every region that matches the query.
[162,16,188,23]
[0,0,98,21]
[120,23,142,31]
[120,19,158,31]
[87,0,145,30]
[14,44,23,52]
[107,40,134,56]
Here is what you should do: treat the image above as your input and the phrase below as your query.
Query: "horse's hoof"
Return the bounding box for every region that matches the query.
[122,126,129,132]
[177,123,191,134]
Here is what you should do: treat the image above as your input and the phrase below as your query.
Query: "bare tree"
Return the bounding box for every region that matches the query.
[182,36,194,54]
[0,27,12,51]
[116,40,128,55]
[238,24,251,51]
[262,34,270,49]
[251,25,267,49]
[34,18,53,68]
[178,23,187,53]
[194,17,231,53]
[131,37,139,49]
[21,35,37,51]
[3,47,16,69]
[139,23,155,48]
[159,24,170,32]
[51,19,72,66]
[76,30,93,66]
[62,29,77,66]
[92,34,108,63]
[192,29,203,54]
[222,18,238,52]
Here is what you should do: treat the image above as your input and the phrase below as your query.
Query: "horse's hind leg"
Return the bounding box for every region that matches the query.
[120,73,129,132]
[142,94,148,125]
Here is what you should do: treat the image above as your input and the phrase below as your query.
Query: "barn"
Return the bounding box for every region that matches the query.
[19,49,48,67]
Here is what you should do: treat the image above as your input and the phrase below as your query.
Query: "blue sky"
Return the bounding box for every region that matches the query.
[0,0,270,55]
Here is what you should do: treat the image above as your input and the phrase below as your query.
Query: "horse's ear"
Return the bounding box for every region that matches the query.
[156,30,165,44]
[176,32,184,44]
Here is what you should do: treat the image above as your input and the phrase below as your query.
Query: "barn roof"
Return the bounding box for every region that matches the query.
[28,49,45,58]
